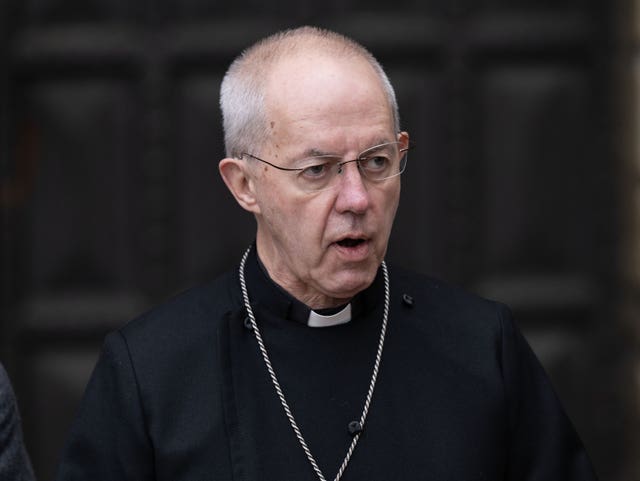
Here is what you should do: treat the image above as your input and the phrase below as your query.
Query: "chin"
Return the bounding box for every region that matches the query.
[327,267,378,299]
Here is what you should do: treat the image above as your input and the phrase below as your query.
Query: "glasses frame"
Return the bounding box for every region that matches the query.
[240,140,412,192]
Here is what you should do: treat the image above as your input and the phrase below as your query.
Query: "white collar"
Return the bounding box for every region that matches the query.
[307,303,352,328]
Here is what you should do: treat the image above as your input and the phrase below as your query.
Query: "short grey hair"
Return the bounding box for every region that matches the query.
[219,26,400,158]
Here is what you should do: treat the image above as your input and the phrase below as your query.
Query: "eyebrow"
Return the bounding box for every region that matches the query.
[301,148,337,158]
[299,138,394,159]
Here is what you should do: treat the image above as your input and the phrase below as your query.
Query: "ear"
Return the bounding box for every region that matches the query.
[218,157,261,214]
[397,131,410,149]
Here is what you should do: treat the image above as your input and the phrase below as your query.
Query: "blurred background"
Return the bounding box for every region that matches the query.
[1,0,638,480]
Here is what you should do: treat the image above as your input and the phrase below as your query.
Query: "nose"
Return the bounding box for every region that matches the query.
[334,161,370,214]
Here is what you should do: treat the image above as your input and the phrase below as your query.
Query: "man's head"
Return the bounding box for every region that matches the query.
[219,26,409,309]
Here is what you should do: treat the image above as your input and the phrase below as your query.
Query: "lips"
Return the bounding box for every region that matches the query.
[332,236,371,261]
[336,237,366,248]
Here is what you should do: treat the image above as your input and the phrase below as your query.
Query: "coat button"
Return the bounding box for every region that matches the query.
[348,420,363,436]
[402,293,414,307]
[243,316,254,330]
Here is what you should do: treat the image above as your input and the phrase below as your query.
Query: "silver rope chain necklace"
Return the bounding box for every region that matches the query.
[238,247,390,481]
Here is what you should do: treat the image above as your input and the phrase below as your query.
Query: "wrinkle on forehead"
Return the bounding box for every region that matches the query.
[299,136,395,158]
[265,53,392,120]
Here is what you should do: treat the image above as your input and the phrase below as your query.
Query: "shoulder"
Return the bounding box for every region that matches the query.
[0,364,21,427]
[389,265,507,316]
[387,265,512,344]
[0,363,35,481]
[0,362,10,390]
[385,266,521,386]
[0,363,16,417]
[108,269,242,362]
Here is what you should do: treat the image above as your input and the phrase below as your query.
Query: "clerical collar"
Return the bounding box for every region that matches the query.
[307,304,352,328]
[243,244,380,327]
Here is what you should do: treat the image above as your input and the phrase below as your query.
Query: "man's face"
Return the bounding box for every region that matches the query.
[249,53,405,308]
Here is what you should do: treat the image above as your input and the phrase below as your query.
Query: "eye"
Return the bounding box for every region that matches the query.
[361,155,389,171]
[300,162,331,179]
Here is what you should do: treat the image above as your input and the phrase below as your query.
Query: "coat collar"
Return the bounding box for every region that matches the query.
[243,244,382,327]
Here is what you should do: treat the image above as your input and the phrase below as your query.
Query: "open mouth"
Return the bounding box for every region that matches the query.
[336,238,366,248]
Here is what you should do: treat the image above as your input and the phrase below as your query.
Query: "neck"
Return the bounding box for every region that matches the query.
[255,242,351,310]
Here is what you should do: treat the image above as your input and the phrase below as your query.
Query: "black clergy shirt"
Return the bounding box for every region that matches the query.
[55,245,598,481]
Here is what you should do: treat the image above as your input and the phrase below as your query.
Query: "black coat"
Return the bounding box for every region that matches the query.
[0,363,35,481]
[55,253,597,481]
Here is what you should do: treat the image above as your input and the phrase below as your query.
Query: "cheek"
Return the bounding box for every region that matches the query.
[387,191,400,223]
[291,203,330,243]
[263,191,326,243]
[376,184,401,223]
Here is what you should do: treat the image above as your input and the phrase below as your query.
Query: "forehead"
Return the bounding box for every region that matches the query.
[263,53,395,152]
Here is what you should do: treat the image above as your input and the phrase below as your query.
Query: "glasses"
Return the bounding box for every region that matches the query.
[240,141,410,193]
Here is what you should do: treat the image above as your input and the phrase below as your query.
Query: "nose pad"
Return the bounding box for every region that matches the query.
[336,159,362,179]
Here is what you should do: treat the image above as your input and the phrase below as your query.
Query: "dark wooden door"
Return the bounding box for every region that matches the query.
[1,1,620,479]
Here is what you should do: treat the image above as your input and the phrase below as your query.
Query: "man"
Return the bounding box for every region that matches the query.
[55,27,597,480]
[0,362,35,481]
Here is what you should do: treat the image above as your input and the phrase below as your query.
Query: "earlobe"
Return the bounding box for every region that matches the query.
[218,158,261,214]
